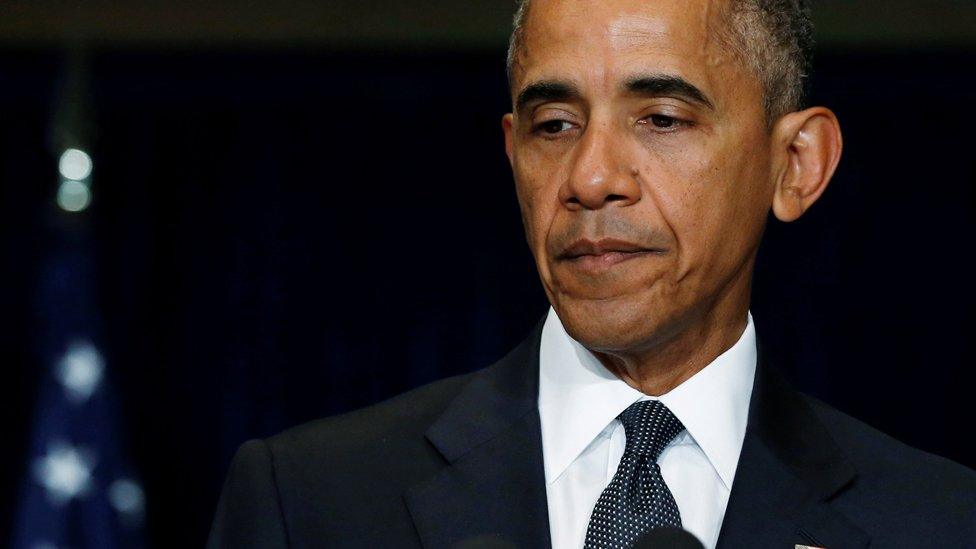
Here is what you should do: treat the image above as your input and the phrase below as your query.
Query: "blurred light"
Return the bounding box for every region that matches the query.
[32,441,95,505]
[108,479,145,517]
[56,340,104,402]
[58,148,93,181]
[57,179,91,212]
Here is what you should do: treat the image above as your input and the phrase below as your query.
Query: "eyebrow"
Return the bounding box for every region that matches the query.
[624,74,715,110]
[514,73,715,115]
[515,80,581,114]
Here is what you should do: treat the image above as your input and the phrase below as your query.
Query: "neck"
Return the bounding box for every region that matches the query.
[592,267,753,396]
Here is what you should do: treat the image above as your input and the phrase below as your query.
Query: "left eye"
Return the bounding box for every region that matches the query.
[647,114,679,128]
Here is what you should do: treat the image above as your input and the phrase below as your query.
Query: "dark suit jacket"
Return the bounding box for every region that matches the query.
[207,319,976,548]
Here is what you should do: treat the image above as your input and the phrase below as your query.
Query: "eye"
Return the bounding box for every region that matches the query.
[636,113,694,134]
[533,119,574,136]
[648,114,678,128]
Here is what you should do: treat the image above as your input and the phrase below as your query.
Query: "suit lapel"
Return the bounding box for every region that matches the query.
[404,319,871,548]
[717,348,870,549]
[404,319,552,549]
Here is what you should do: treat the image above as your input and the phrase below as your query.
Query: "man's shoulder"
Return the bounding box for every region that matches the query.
[211,372,484,546]
[802,394,976,515]
[267,370,477,460]
[233,370,480,542]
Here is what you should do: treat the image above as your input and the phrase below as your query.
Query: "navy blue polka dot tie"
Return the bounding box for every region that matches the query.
[583,400,685,549]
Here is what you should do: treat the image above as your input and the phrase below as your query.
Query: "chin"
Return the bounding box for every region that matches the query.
[553,292,678,354]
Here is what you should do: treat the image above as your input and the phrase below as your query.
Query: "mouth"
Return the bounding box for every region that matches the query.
[556,238,665,271]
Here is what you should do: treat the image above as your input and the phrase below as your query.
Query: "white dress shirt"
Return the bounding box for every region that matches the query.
[538,307,757,549]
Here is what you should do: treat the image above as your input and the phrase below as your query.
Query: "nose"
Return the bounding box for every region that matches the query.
[558,119,641,210]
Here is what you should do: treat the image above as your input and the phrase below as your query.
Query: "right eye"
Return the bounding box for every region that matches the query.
[534,120,574,136]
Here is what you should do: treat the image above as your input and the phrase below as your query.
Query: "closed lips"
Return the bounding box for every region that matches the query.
[558,238,662,259]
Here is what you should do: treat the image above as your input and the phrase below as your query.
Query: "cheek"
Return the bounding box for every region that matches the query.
[513,157,560,253]
[638,138,769,281]
[635,148,712,259]
[705,139,773,250]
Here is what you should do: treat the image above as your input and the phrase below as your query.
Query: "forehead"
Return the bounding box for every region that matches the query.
[516,0,743,101]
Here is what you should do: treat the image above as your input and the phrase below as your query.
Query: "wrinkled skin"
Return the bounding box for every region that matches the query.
[502,0,842,394]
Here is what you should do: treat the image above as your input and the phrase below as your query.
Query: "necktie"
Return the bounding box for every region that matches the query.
[583,400,685,549]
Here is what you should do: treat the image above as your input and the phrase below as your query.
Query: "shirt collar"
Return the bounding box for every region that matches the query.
[537,307,757,490]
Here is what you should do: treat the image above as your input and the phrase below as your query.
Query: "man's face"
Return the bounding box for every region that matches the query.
[503,0,776,353]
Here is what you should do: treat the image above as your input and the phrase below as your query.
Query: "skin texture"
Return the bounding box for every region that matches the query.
[502,0,842,395]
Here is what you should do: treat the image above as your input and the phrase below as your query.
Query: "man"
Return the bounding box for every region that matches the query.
[208,0,976,547]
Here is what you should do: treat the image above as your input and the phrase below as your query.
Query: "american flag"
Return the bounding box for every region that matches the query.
[12,146,146,549]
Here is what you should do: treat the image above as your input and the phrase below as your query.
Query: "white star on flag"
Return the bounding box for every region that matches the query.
[32,441,96,505]
[56,340,105,403]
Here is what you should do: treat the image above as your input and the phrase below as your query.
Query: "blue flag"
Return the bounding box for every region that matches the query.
[13,150,146,549]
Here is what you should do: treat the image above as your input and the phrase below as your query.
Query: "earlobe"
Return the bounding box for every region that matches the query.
[771,107,843,222]
[502,113,515,165]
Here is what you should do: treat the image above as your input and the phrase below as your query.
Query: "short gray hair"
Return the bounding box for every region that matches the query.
[506,0,814,121]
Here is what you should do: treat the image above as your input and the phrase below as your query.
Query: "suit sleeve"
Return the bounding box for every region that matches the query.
[206,439,289,549]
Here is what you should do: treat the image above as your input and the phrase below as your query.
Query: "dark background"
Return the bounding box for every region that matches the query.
[2,1,975,547]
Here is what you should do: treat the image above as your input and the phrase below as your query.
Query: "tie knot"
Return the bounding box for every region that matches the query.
[617,400,684,460]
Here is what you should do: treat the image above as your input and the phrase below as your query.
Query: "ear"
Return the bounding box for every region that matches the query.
[770,107,843,222]
[502,113,515,165]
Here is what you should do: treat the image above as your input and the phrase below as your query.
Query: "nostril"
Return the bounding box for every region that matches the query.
[606,193,629,202]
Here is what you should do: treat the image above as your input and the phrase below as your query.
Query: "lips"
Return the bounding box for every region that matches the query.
[558,238,659,259]
[556,238,664,271]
